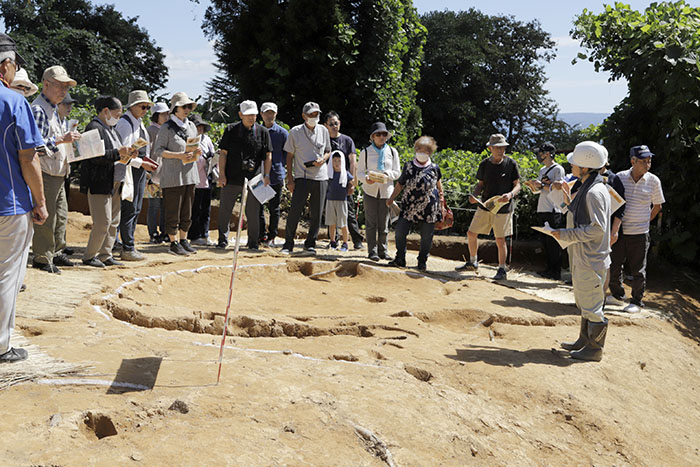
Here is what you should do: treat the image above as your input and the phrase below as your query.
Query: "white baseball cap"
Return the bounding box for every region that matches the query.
[240,100,258,115]
[261,102,277,113]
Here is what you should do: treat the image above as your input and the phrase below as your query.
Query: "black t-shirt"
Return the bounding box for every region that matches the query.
[219,122,273,185]
[330,133,356,171]
[475,156,520,213]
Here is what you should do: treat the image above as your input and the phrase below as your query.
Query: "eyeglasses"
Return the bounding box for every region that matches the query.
[139,105,151,110]
[48,80,71,91]
[2,57,20,71]
[327,122,340,127]
[374,132,389,137]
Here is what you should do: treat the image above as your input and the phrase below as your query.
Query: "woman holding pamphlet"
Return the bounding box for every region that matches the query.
[357,122,401,262]
[153,92,201,256]
[79,96,135,268]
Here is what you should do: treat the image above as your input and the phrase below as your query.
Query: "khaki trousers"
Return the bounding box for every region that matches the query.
[84,183,122,262]
[32,173,67,264]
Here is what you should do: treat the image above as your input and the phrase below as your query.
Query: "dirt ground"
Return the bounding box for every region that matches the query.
[1,211,699,466]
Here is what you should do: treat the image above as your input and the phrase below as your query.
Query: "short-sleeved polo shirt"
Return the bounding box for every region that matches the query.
[284,123,331,181]
[0,86,45,216]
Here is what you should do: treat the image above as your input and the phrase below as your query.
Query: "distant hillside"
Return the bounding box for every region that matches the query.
[559,112,609,128]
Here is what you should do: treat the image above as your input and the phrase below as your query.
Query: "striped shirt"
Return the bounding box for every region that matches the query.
[617,168,664,235]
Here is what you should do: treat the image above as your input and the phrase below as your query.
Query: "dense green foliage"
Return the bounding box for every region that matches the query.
[0,0,168,97]
[573,1,700,262]
[200,0,426,146]
[417,9,572,151]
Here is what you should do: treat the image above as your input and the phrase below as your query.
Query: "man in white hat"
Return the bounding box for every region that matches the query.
[258,101,288,247]
[217,100,272,250]
[30,65,81,273]
[280,101,331,254]
[115,90,158,261]
[457,133,521,280]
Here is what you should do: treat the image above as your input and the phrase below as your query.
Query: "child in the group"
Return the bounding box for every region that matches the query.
[325,151,353,251]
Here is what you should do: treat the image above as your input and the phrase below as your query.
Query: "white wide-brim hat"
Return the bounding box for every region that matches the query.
[11,68,38,97]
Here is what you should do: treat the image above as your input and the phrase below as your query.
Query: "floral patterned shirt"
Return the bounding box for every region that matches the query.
[397,161,443,223]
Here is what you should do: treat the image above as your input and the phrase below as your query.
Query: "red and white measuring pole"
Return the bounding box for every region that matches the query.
[216,178,249,384]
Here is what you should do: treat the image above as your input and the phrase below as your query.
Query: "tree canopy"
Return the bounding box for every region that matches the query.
[417,9,567,151]
[573,0,700,263]
[0,0,168,97]
[200,0,426,145]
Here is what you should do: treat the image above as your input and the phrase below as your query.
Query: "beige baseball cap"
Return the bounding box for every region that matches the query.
[42,65,77,86]
[126,90,154,109]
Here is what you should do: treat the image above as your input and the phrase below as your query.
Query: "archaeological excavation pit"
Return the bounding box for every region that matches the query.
[99,260,479,339]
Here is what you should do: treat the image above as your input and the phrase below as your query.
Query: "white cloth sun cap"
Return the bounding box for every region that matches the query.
[240,100,258,115]
[11,68,38,97]
[260,102,277,113]
[151,102,169,115]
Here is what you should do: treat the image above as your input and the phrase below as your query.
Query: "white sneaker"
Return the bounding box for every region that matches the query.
[622,303,641,313]
[605,295,627,306]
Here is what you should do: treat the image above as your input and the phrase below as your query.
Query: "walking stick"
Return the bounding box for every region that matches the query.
[216,178,249,384]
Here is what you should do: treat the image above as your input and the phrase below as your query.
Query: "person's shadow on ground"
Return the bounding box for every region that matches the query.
[445,345,583,368]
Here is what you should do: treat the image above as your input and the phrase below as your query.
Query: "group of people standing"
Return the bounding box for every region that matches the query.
[0,30,666,366]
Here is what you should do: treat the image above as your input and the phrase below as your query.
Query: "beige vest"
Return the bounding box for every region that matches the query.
[32,94,70,177]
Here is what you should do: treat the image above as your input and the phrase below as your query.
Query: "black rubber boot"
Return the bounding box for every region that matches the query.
[561,317,589,351]
[570,318,608,362]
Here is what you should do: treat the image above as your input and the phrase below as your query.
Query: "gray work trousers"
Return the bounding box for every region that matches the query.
[364,193,390,257]
[32,173,67,264]
[218,183,261,247]
[84,183,122,262]
[283,178,328,251]
[0,213,32,354]
[571,263,606,322]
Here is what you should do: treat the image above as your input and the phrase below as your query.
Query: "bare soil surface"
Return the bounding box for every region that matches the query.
[1,212,699,465]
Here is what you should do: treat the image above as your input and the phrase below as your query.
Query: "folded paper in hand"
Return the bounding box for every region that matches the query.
[531,222,576,249]
[248,173,277,205]
[131,138,148,151]
[71,129,105,162]
[186,136,201,152]
[473,195,509,214]
[524,180,541,194]
[367,170,388,183]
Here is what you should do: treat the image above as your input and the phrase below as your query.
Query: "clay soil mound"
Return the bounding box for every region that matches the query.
[2,211,700,465]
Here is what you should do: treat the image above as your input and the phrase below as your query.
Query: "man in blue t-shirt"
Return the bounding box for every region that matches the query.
[325,151,354,251]
[258,102,288,247]
[0,34,49,362]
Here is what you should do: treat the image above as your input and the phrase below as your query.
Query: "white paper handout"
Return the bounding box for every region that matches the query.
[531,222,576,249]
[248,173,277,205]
[71,129,105,162]
[607,185,625,214]
[186,135,201,152]
[524,179,541,194]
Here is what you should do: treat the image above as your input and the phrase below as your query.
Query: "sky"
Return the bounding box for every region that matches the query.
[109,0,661,115]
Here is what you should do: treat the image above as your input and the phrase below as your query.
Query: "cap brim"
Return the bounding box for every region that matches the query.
[14,51,26,67]
[487,142,509,147]
[241,110,258,115]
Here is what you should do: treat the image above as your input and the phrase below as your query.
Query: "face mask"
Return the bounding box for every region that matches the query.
[306,116,319,128]
[106,115,119,126]
[415,152,430,163]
